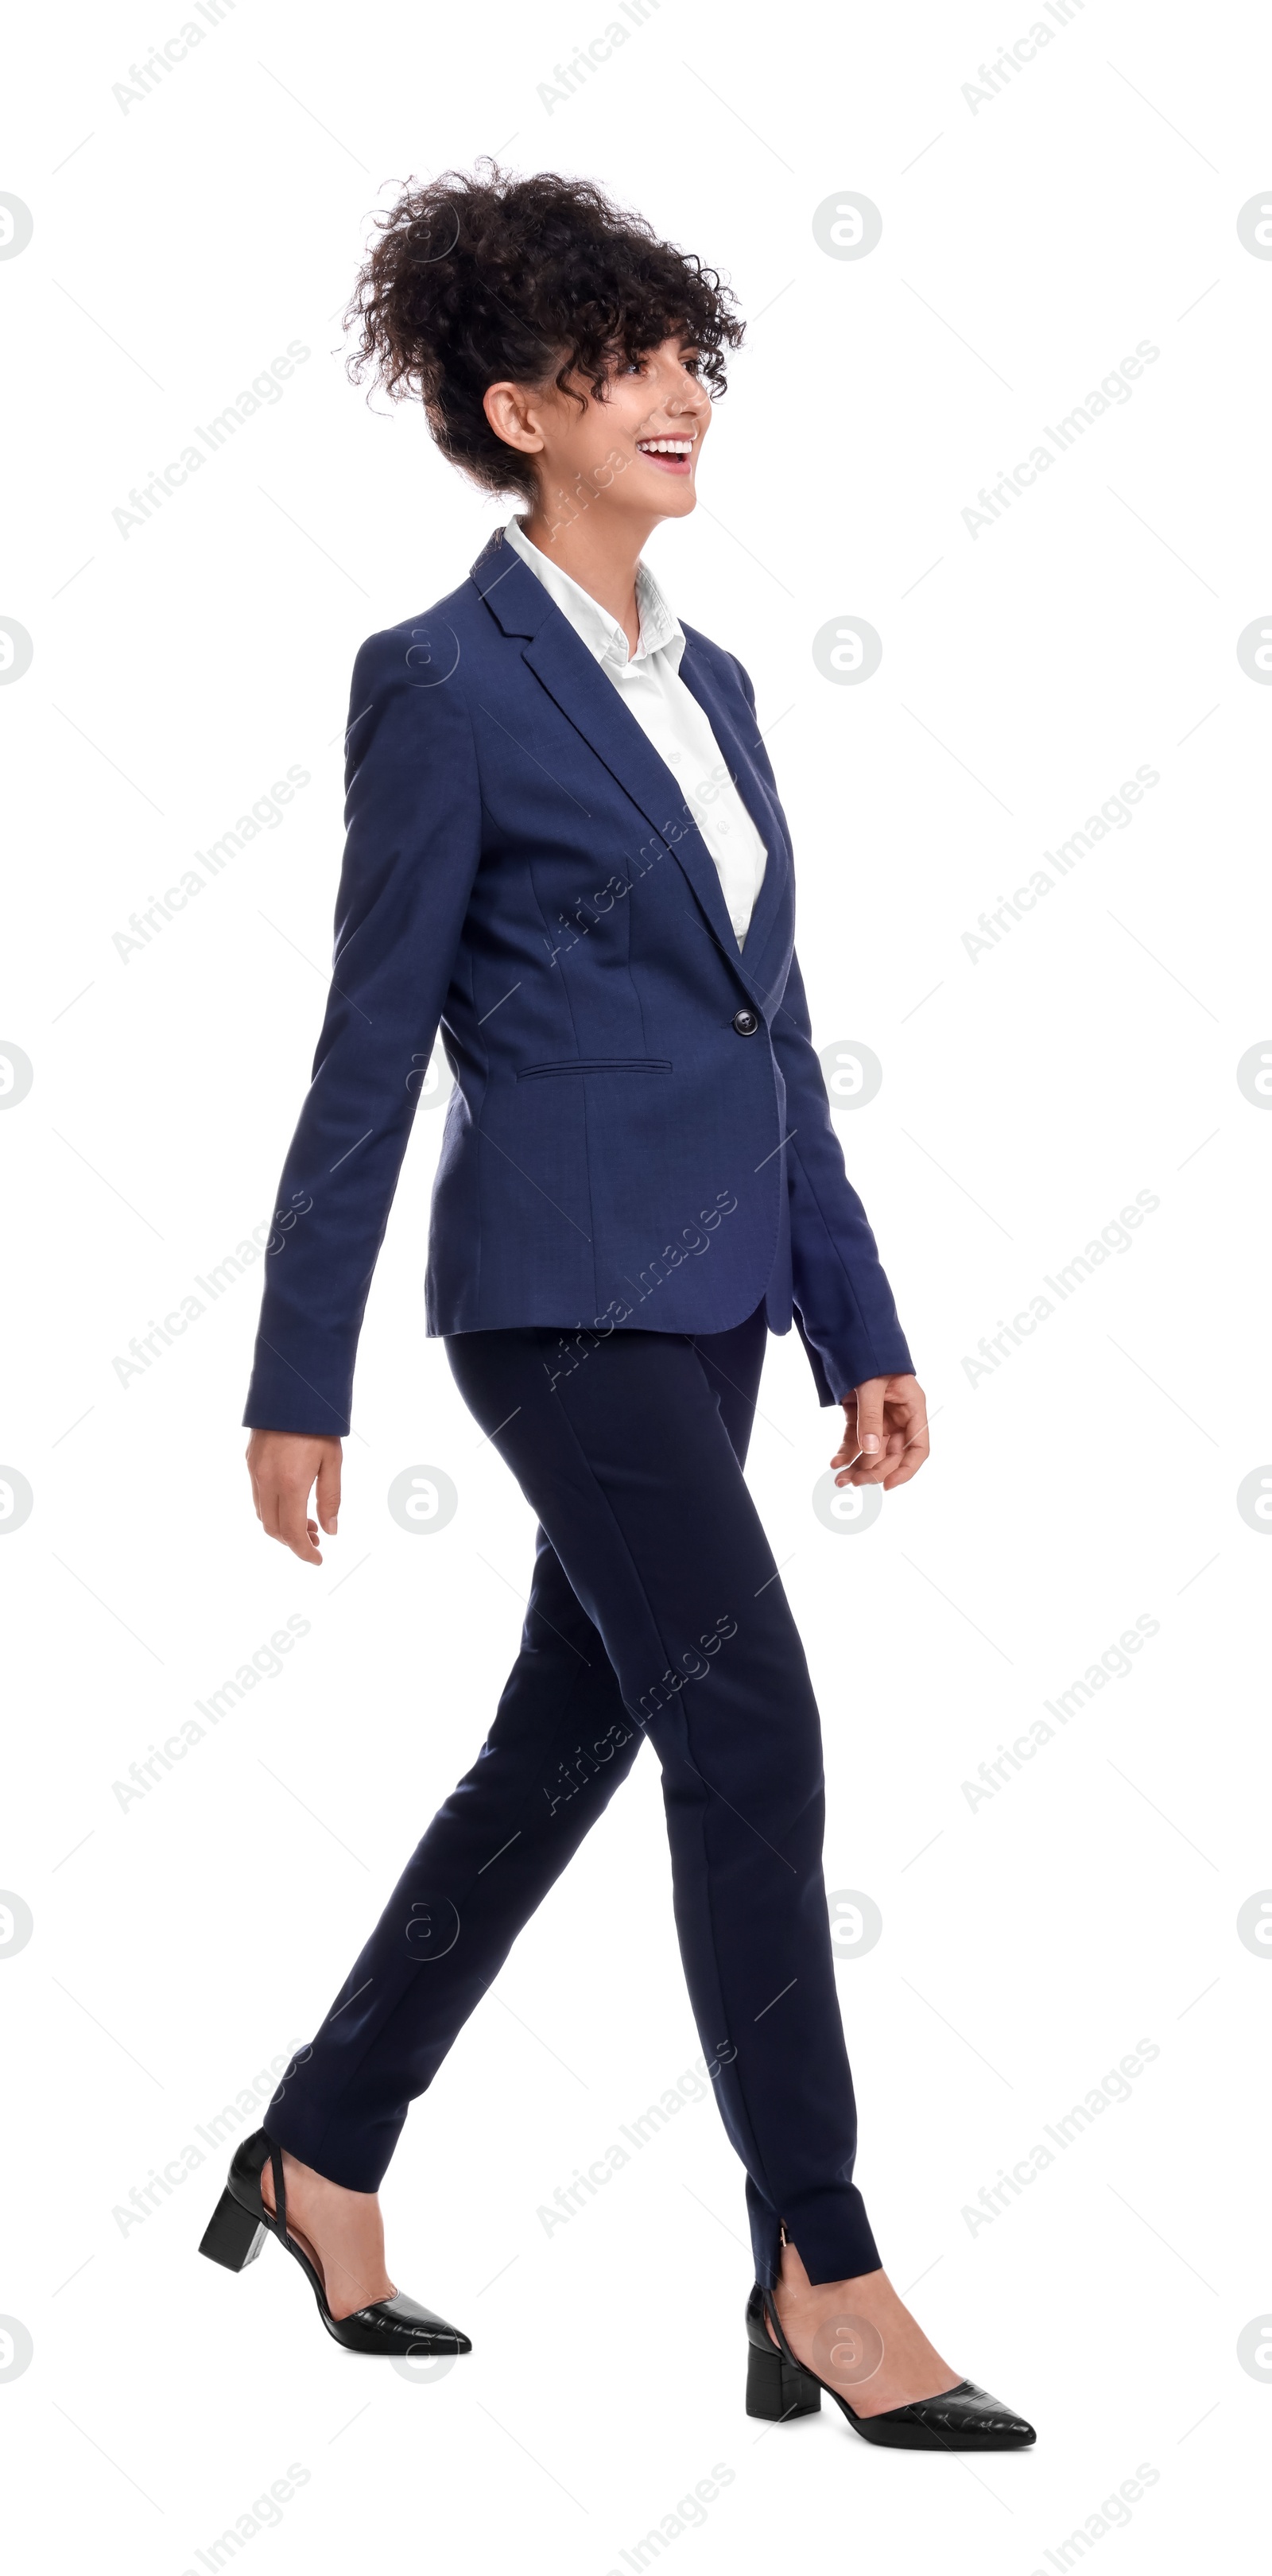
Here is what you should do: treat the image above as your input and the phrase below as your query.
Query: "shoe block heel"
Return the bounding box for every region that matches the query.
[746,2337,821,2421]
[199,2187,269,2273]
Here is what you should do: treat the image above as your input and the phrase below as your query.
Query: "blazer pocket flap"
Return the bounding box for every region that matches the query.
[516,1057,673,1079]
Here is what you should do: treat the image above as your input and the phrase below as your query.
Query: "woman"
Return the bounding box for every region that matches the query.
[200,165,1034,2453]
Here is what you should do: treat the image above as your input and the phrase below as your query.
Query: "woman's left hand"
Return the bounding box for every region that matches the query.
[832,1374,929,1491]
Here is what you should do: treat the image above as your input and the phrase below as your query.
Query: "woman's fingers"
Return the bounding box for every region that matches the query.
[832,1377,890,1484]
[315,1445,342,1534]
[851,1379,886,1472]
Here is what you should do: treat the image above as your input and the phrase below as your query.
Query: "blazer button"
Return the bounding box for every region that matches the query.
[732,1007,760,1037]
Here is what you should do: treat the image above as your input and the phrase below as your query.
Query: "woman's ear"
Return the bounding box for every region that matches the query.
[483,380,543,456]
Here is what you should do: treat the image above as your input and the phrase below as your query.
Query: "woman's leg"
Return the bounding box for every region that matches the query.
[263,1516,646,2188]
[258,1501,654,2314]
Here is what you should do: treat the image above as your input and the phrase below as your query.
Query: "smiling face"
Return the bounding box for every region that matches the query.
[483,336,712,541]
[601,337,712,510]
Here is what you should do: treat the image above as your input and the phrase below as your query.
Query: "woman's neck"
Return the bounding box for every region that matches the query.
[518,499,657,657]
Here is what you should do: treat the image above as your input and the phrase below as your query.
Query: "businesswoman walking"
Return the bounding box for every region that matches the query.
[200,165,1033,2453]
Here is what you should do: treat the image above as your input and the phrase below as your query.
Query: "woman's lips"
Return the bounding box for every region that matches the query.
[636,440,694,476]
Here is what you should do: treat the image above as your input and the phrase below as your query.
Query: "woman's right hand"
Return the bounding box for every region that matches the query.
[246,1430,343,1565]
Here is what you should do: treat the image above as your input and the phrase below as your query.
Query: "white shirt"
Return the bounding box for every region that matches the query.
[502,514,767,949]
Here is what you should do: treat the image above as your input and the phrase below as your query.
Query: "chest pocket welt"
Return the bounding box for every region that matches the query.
[516,1057,673,1080]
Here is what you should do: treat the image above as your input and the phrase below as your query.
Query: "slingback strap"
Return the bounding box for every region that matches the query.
[269,2139,287,2240]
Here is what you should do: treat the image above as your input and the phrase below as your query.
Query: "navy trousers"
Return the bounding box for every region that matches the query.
[263,1304,881,2289]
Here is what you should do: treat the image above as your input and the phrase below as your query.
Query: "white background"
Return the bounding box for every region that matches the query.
[2,1,1270,2569]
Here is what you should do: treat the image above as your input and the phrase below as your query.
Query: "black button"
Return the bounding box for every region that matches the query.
[732,1007,760,1037]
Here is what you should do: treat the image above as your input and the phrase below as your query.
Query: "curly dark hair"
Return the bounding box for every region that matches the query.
[343,161,745,504]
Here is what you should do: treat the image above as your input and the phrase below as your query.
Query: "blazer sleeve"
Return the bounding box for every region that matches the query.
[728,650,914,1405]
[242,631,483,1436]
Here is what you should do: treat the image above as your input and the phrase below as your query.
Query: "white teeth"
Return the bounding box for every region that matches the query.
[638,439,692,454]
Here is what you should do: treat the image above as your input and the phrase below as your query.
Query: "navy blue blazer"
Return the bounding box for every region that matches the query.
[243,527,913,1436]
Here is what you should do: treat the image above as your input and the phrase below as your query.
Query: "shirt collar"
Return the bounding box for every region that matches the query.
[502,514,684,675]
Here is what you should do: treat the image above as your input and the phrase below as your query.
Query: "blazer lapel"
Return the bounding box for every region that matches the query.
[677,637,791,993]
[471,533,786,999]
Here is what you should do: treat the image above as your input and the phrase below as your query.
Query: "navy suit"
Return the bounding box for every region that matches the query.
[243,526,911,1436]
[253,528,911,2290]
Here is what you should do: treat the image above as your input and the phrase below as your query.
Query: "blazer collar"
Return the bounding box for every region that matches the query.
[469,524,549,639]
[468,530,790,1008]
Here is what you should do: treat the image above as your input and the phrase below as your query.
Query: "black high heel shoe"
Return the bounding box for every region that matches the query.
[198,2128,472,2359]
[745,2283,1034,2451]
